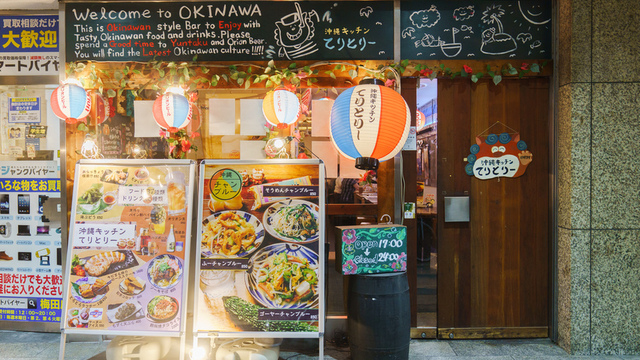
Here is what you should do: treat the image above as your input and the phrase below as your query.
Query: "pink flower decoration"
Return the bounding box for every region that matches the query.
[191,131,200,138]
[342,229,357,244]
[521,63,529,70]
[463,65,473,74]
[343,260,357,275]
[384,79,396,87]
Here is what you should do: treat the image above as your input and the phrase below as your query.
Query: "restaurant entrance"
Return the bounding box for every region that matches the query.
[433,77,551,338]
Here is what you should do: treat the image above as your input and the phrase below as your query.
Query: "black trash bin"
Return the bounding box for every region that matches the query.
[347,271,410,360]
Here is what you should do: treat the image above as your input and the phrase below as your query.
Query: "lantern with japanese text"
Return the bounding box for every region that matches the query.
[93,93,110,125]
[262,89,301,129]
[153,92,192,132]
[50,83,91,124]
[416,110,426,129]
[187,103,202,133]
[330,83,411,170]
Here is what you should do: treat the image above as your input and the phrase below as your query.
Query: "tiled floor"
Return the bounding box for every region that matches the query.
[1,331,640,359]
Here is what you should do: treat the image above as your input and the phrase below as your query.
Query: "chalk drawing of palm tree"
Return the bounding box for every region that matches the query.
[480,4,516,55]
[482,4,506,33]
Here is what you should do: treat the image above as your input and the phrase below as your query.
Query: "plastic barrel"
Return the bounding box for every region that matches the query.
[347,272,410,360]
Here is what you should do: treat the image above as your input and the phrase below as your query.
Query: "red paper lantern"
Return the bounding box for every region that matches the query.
[330,84,411,170]
[50,83,91,124]
[153,92,192,132]
[187,104,201,133]
[93,93,110,125]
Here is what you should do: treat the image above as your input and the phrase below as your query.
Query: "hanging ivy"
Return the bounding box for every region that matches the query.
[66,57,549,95]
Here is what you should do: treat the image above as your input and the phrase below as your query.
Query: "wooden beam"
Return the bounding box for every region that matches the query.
[437,327,549,339]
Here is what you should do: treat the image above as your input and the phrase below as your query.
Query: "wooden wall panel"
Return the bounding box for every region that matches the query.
[438,78,549,336]
[437,79,472,329]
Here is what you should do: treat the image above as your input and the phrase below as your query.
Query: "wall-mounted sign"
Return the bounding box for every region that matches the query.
[401,1,551,60]
[465,132,533,180]
[27,125,47,138]
[65,1,394,62]
[0,161,62,324]
[0,15,59,76]
[9,98,41,124]
[338,225,407,275]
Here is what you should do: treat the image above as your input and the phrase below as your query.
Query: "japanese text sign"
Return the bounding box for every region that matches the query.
[338,225,407,275]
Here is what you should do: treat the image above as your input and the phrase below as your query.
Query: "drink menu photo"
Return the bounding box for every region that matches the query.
[195,160,324,335]
[63,160,194,335]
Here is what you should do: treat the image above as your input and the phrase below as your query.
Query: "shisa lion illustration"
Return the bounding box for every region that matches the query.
[465,132,533,180]
[274,2,319,59]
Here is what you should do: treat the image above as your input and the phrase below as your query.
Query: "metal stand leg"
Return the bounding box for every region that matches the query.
[179,334,186,360]
[58,331,66,360]
[319,334,324,359]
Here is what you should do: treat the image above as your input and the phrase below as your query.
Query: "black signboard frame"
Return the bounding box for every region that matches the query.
[400,0,552,60]
[65,1,394,62]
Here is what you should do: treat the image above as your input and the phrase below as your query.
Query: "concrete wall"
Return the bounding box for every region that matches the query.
[557,0,640,355]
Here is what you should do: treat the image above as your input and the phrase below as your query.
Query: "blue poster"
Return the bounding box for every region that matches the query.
[0,161,62,324]
[9,98,41,124]
[0,16,58,52]
[0,15,59,76]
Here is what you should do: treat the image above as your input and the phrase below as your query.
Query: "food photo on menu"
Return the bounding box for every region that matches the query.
[196,163,322,333]
[64,164,191,333]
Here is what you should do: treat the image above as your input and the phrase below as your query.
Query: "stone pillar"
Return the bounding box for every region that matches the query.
[557,0,640,355]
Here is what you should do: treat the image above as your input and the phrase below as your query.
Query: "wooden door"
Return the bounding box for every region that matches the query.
[437,78,550,339]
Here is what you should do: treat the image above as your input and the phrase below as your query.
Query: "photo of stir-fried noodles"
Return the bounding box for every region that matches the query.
[248,244,319,308]
[147,295,178,322]
[265,200,319,243]
[202,211,262,257]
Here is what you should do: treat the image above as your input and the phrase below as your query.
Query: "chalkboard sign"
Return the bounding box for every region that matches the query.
[338,225,407,275]
[99,113,167,158]
[401,0,551,60]
[65,1,394,62]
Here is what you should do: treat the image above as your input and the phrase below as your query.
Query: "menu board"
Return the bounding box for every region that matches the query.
[400,0,552,60]
[0,161,62,323]
[63,160,194,335]
[195,160,324,335]
[337,225,407,275]
[65,1,393,62]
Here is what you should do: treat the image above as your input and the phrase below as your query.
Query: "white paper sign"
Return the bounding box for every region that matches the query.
[209,99,236,135]
[311,99,334,137]
[402,126,417,151]
[240,140,266,159]
[311,141,338,178]
[339,155,363,179]
[240,99,267,136]
[133,100,160,138]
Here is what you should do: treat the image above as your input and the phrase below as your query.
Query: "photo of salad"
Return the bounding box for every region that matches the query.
[246,243,319,309]
[76,183,113,215]
[264,200,319,243]
[201,211,264,258]
[147,254,182,289]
